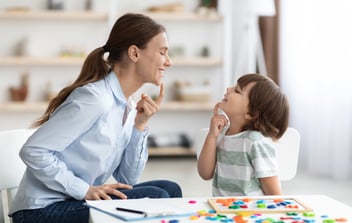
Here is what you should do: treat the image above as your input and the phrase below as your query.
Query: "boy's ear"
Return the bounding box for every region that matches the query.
[245,112,257,120]
[244,113,253,120]
[128,45,139,62]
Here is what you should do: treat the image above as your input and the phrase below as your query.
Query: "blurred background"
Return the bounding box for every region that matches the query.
[0,0,351,221]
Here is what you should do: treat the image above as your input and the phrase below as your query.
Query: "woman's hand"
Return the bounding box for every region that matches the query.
[84,182,133,200]
[134,82,164,131]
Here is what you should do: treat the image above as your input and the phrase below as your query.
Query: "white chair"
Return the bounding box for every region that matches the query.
[0,128,36,223]
[195,127,300,181]
[276,127,301,181]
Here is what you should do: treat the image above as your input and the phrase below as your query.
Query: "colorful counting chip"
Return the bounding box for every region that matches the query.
[209,197,313,214]
[257,203,267,208]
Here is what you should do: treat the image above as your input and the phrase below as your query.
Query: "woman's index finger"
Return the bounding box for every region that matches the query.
[154,82,164,105]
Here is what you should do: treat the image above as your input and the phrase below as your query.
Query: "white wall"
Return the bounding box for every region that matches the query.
[280,0,352,180]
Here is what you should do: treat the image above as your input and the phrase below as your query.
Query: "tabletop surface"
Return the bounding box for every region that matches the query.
[89,195,352,223]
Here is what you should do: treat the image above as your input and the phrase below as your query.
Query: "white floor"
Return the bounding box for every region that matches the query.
[139,157,352,206]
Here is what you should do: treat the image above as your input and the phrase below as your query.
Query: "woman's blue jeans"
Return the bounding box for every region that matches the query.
[11,180,182,223]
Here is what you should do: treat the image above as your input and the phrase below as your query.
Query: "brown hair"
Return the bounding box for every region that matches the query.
[32,13,165,127]
[239,74,289,140]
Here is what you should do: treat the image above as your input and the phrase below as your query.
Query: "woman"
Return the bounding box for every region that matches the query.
[10,13,182,223]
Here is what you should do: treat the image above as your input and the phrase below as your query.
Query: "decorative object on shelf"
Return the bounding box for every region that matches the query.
[169,46,185,57]
[13,37,28,57]
[47,0,64,10]
[85,0,92,11]
[196,0,218,17]
[199,0,218,9]
[174,80,211,102]
[200,46,210,57]
[147,2,184,12]
[59,45,85,58]
[147,133,192,148]
[9,73,29,102]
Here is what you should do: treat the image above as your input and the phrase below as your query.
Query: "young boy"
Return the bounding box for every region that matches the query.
[197,73,289,196]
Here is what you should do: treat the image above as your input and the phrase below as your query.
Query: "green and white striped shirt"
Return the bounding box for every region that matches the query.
[213,130,278,196]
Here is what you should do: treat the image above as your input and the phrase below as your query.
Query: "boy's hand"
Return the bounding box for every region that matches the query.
[209,103,228,137]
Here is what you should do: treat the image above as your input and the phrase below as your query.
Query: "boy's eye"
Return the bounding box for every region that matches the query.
[234,88,240,93]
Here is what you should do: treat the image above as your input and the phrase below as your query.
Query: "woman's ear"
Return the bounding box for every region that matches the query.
[128,45,139,62]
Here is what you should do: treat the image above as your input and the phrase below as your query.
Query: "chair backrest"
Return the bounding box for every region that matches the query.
[276,127,301,181]
[0,128,36,223]
[195,127,300,181]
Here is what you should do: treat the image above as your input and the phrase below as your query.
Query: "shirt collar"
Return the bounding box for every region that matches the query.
[106,71,136,109]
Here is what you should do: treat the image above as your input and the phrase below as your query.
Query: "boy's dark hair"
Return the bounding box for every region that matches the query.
[239,74,289,140]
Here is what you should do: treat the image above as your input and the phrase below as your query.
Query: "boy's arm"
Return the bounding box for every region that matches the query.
[197,134,218,180]
[197,103,227,180]
[260,176,282,195]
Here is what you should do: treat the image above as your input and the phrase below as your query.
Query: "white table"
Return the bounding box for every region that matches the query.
[89,195,352,223]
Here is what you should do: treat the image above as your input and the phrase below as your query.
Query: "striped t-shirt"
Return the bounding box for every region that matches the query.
[212,130,278,196]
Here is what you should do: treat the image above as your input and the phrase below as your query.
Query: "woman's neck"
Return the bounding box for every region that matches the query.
[113,65,142,99]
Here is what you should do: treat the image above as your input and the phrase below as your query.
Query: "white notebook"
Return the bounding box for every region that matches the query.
[85,198,195,221]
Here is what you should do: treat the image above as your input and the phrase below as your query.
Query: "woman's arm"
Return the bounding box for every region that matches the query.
[113,127,148,185]
[114,84,164,184]
[20,87,107,200]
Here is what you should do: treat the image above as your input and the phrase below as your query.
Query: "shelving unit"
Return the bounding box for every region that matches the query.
[0,102,47,112]
[0,10,108,20]
[0,56,84,66]
[149,147,196,157]
[0,56,222,67]
[0,2,224,157]
[146,11,222,21]
[0,101,214,113]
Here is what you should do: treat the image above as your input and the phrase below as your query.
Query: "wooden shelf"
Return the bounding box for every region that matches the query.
[0,11,221,22]
[0,102,47,112]
[0,56,85,66]
[0,101,213,112]
[0,10,221,21]
[149,147,196,157]
[171,57,222,66]
[161,101,213,111]
[0,56,222,67]
[0,10,108,21]
[146,12,223,22]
